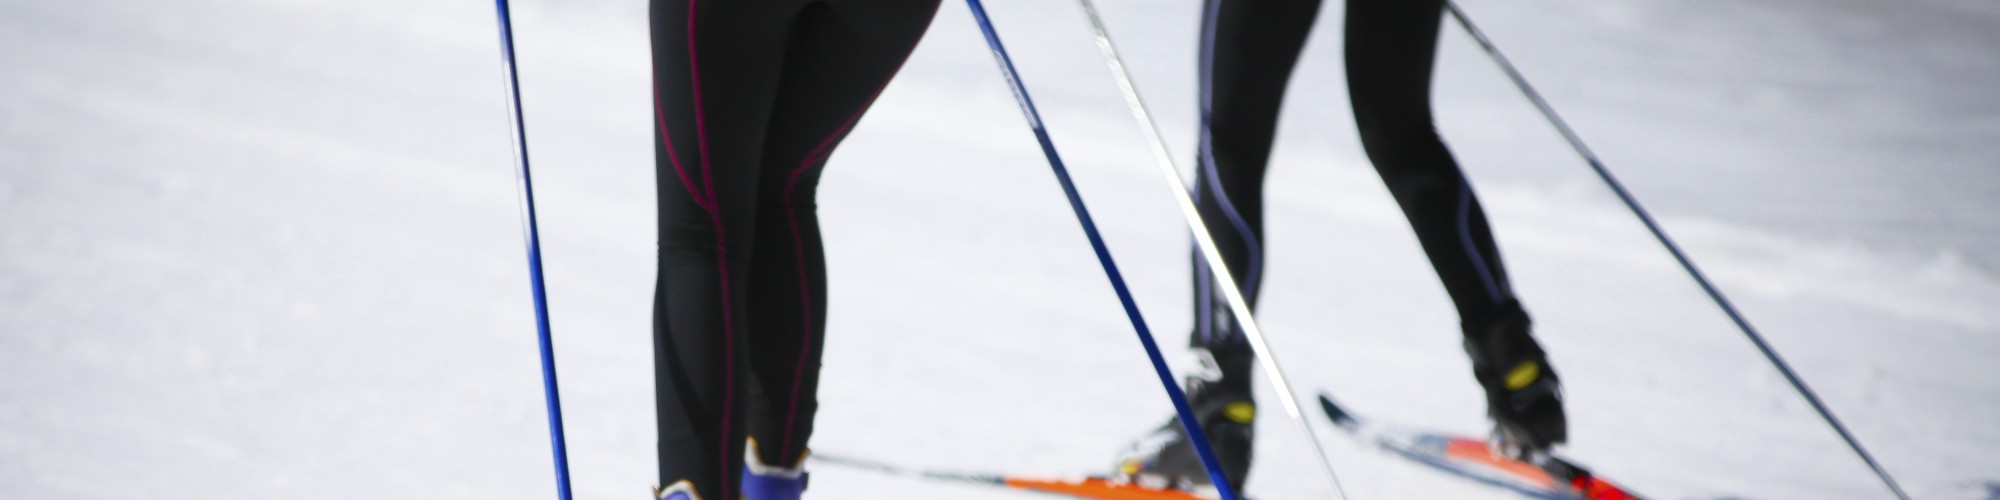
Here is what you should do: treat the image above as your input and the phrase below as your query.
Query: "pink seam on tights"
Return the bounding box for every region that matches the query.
[777,81,894,462]
[683,2,735,498]
[652,69,708,210]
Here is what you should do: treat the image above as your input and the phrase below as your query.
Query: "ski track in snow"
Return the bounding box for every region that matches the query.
[2,0,1996,499]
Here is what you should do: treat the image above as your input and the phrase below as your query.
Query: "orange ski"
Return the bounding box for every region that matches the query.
[1004,477,1213,500]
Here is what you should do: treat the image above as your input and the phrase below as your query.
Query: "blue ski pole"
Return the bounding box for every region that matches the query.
[960,2,1240,499]
[489,1,574,499]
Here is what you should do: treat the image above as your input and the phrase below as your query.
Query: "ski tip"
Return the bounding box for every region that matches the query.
[1316,392,1356,426]
[1570,475,1644,500]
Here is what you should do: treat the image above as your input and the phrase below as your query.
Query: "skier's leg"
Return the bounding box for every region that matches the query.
[1192,0,1320,392]
[1111,0,1324,492]
[650,0,802,497]
[740,0,940,473]
[1343,0,1517,324]
[1343,0,1564,451]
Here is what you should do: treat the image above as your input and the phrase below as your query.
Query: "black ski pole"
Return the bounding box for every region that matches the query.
[1442,3,1908,499]
[489,1,574,499]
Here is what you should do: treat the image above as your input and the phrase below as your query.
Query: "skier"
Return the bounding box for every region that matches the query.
[646,0,940,499]
[1113,0,1568,492]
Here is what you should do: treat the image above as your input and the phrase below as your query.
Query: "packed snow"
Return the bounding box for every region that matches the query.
[2,0,1996,498]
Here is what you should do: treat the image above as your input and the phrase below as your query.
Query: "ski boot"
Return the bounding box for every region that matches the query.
[1464,309,1567,457]
[1111,348,1254,495]
[742,438,809,500]
[653,481,701,500]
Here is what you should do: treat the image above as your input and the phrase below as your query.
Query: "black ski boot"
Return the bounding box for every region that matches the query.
[1465,309,1567,456]
[1111,347,1254,495]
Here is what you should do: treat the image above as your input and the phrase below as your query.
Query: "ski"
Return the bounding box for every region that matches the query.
[813,452,1215,500]
[1316,392,1642,500]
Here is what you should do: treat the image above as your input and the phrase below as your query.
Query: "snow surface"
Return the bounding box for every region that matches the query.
[3,0,1997,498]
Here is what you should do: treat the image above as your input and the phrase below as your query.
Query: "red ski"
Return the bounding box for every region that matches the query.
[813,453,1214,499]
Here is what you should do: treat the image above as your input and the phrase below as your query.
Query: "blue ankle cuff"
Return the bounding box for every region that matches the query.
[739,468,807,500]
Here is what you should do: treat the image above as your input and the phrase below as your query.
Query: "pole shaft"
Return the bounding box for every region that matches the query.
[492,1,574,499]
[1442,4,1906,498]
[1071,1,1349,497]
[961,2,1240,498]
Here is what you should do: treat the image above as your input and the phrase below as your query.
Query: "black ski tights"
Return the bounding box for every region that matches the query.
[649,0,938,497]
[1192,0,1525,381]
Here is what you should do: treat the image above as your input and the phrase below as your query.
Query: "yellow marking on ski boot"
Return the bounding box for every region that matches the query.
[1505,361,1541,391]
[1224,401,1256,423]
[1119,458,1143,476]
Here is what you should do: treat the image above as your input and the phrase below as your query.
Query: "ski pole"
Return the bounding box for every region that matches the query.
[489,1,574,499]
[960,2,1241,498]
[1068,1,1349,498]
[1441,3,1908,499]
